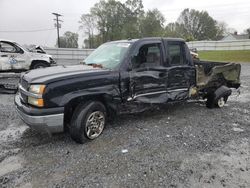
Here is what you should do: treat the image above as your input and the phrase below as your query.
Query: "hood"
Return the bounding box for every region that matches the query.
[30,52,52,58]
[35,46,46,54]
[23,65,110,84]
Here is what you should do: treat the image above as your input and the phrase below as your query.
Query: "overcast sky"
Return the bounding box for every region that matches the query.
[0,0,249,47]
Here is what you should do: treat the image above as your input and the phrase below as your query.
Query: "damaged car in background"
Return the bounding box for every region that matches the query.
[0,39,56,93]
[15,38,241,143]
[0,39,56,71]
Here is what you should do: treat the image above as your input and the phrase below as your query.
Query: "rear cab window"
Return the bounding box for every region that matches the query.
[167,42,187,66]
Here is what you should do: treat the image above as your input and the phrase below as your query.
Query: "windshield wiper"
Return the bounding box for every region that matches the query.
[86,63,104,69]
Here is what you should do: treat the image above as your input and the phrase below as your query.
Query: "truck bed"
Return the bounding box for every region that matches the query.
[195,61,241,89]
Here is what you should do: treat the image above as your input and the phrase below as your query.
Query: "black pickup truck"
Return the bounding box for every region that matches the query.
[15,38,241,143]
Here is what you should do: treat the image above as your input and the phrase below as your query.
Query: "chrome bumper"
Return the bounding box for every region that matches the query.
[15,95,64,133]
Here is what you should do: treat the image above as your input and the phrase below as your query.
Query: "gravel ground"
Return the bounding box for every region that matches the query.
[0,64,250,188]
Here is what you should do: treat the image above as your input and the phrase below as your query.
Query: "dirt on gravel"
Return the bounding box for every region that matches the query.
[0,64,249,188]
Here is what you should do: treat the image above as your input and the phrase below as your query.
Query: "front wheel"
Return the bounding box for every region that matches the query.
[69,101,107,144]
[31,61,49,69]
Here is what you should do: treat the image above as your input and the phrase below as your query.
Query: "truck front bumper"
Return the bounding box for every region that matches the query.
[15,94,64,134]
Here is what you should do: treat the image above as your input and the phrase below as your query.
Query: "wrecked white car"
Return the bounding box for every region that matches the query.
[0,39,56,71]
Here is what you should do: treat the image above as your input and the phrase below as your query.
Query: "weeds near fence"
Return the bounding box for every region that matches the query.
[199,50,250,63]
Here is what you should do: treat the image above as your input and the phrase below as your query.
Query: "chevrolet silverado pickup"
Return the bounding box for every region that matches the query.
[15,38,241,143]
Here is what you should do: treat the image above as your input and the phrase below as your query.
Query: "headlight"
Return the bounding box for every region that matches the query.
[28,84,45,107]
[29,84,45,94]
[28,97,44,107]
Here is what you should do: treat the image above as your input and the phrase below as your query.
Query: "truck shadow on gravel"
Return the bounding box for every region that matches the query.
[108,101,206,128]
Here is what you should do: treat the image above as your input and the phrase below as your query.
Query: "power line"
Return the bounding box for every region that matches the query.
[0,28,55,33]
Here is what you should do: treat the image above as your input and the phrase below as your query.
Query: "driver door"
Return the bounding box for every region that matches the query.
[129,41,168,103]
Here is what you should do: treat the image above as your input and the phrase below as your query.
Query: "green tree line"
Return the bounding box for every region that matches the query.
[57,31,79,48]
[58,0,250,48]
[79,0,228,48]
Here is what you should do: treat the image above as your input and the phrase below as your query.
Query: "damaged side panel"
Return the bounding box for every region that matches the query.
[128,67,167,103]
[128,65,196,104]
[166,66,196,101]
[0,55,30,70]
[196,61,241,90]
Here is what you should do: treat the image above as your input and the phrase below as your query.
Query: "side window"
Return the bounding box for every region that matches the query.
[168,43,186,65]
[0,42,18,53]
[133,43,162,69]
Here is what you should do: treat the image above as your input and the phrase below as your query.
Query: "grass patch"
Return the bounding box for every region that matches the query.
[198,50,250,63]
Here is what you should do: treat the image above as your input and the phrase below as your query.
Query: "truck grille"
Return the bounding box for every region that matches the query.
[19,78,29,104]
[20,78,28,90]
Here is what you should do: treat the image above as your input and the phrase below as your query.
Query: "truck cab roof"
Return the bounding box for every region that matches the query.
[107,37,185,44]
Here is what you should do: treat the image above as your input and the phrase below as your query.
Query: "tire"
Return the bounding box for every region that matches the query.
[31,61,49,69]
[69,101,107,144]
[206,94,228,108]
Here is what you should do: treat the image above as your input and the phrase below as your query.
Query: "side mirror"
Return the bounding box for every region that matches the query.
[128,61,132,71]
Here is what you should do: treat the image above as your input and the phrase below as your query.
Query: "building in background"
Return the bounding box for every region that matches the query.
[221,32,250,41]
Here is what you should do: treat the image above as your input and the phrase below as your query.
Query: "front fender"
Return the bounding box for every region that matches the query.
[30,54,50,64]
[57,84,121,109]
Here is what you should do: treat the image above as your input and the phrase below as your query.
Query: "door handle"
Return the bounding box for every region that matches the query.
[0,55,8,57]
[175,74,182,78]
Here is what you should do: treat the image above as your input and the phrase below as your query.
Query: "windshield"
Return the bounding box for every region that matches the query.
[85,42,131,69]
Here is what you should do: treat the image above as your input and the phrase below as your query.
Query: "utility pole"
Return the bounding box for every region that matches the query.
[52,13,63,48]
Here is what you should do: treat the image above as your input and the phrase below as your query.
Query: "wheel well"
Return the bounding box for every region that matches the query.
[64,95,113,126]
[30,60,49,69]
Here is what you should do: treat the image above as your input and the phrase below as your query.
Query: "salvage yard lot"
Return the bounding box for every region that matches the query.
[0,64,250,187]
[199,50,250,63]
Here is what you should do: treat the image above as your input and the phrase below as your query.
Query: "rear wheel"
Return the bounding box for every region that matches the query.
[215,96,228,108]
[69,101,107,144]
[206,94,228,108]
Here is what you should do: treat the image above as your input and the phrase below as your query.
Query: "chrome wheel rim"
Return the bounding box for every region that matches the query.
[217,97,225,108]
[85,111,105,139]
